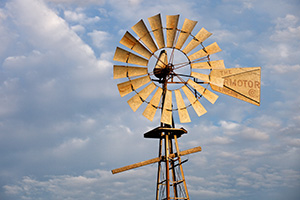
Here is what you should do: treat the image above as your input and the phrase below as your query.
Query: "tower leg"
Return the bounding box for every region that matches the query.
[156,138,163,200]
[156,129,190,200]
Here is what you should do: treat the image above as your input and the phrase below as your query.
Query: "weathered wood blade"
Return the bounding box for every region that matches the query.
[175,18,197,50]
[166,15,179,48]
[188,42,221,61]
[187,79,218,104]
[113,47,148,66]
[111,146,201,174]
[210,67,261,106]
[181,85,207,117]
[182,27,212,54]
[113,65,148,79]
[174,89,191,123]
[148,14,165,49]
[117,75,151,97]
[120,31,152,59]
[191,72,224,87]
[132,20,158,53]
[127,82,157,112]
[161,90,173,125]
[191,60,225,69]
[143,87,163,121]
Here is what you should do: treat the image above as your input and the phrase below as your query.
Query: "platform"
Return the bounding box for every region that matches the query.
[144,126,187,139]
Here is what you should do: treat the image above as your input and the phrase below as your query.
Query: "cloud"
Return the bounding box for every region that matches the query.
[87,30,111,48]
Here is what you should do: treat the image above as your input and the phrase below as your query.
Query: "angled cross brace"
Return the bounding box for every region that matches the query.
[111,146,201,174]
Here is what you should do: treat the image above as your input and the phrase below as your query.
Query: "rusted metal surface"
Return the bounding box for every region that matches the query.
[175,18,197,50]
[175,89,191,123]
[148,14,165,49]
[127,82,156,112]
[113,47,148,66]
[210,67,261,106]
[182,85,207,117]
[132,20,158,53]
[113,65,148,79]
[166,15,179,48]
[187,79,219,104]
[120,31,152,59]
[142,87,163,121]
[183,27,212,54]
[188,42,221,61]
[117,75,150,97]
[191,60,225,69]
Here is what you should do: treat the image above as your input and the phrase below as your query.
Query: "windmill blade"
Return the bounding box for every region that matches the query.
[210,67,261,106]
[132,20,158,53]
[120,31,152,59]
[127,82,157,112]
[191,60,225,69]
[182,28,212,54]
[143,87,163,121]
[191,72,224,87]
[113,65,148,79]
[117,75,151,97]
[181,85,207,117]
[187,79,218,104]
[175,18,197,50]
[161,90,173,125]
[166,15,179,48]
[148,14,165,49]
[174,89,191,123]
[188,42,221,61]
[113,47,149,66]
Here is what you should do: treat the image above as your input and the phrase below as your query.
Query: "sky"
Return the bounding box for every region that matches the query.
[0,0,299,199]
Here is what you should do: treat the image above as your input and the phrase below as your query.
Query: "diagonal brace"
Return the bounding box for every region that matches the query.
[111,146,201,174]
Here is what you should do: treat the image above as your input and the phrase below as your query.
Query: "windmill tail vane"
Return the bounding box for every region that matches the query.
[111,13,261,200]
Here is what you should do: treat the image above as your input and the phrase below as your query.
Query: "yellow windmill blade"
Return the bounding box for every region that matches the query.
[120,31,152,59]
[143,87,163,121]
[174,89,191,123]
[175,18,197,50]
[166,15,179,48]
[191,72,224,88]
[181,85,207,117]
[132,20,158,53]
[127,82,157,112]
[182,28,212,54]
[113,47,149,66]
[113,65,148,79]
[210,67,261,106]
[161,89,173,125]
[117,75,151,97]
[191,60,225,69]
[188,42,222,61]
[187,79,218,104]
[148,14,165,49]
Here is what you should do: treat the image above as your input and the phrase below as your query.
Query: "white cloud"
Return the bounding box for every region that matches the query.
[64,9,100,24]
[46,0,105,5]
[87,30,110,48]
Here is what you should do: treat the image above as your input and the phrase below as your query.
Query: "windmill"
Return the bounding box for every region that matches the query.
[111,13,261,200]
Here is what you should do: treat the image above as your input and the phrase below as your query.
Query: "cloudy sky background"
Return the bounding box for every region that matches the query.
[0,0,299,199]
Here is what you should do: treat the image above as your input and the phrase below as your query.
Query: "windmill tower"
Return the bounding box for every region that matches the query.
[112,13,261,200]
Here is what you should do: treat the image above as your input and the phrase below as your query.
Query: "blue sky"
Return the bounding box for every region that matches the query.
[0,0,300,199]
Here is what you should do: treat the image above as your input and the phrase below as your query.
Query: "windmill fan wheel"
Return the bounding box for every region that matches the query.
[113,13,261,125]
